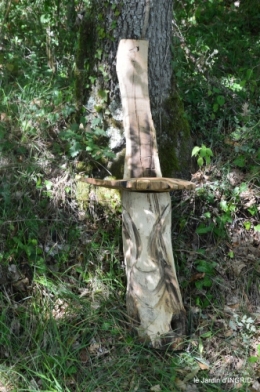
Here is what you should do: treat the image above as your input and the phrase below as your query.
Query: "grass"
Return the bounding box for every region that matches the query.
[1,0,260,391]
[1,167,259,391]
[0,266,197,392]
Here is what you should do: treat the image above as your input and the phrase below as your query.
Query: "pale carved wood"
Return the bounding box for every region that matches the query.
[116,39,161,179]
[80,40,192,347]
[82,177,195,192]
[116,40,188,348]
[122,191,186,348]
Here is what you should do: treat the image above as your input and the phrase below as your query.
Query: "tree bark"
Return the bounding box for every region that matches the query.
[105,0,174,130]
[78,0,192,178]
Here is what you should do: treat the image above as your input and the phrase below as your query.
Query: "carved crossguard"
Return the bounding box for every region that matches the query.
[82,177,195,192]
[81,40,195,348]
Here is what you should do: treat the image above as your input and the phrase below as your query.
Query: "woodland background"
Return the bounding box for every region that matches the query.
[0,0,260,391]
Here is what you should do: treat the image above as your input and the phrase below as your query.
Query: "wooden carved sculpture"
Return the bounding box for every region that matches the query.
[82,40,195,348]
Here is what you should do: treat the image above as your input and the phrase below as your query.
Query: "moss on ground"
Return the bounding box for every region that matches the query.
[75,178,121,213]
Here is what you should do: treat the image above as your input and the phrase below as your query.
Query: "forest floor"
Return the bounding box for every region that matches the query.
[1,155,260,392]
[1,1,260,390]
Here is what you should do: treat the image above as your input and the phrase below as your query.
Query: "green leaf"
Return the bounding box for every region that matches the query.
[94,127,106,136]
[206,148,213,157]
[197,156,204,167]
[217,95,225,106]
[254,225,260,232]
[44,180,53,190]
[199,145,207,158]
[244,221,251,230]
[219,200,228,212]
[40,14,50,24]
[66,365,77,375]
[200,331,212,338]
[248,206,257,216]
[196,224,214,234]
[192,146,201,157]
[246,69,253,80]
[195,276,212,289]
[201,276,212,287]
[239,182,248,192]
[213,103,219,112]
[71,123,79,131]
[205,156,211,165]
[69,141,82,157]
[195,260,216,274]
[233,156,246,168]
[248,356,258,364]
[98,89,108,102]
[91,117,102,127]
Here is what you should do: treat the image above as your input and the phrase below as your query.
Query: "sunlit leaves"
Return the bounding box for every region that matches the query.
[192,144,213,167]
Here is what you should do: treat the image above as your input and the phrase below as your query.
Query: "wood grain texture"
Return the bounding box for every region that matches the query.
[117,39,186,348]
[122,191,186,347]
[116,40,162,179]
[82,177,195,192]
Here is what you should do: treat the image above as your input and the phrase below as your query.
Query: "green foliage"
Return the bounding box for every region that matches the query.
[195,259,217,290]
[192,145,213,167]
[174,0,260,176]
[59,116,115,161]
[0,0,115,186]
[1,0,260,389]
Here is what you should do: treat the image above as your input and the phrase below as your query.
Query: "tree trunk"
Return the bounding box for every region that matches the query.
[81,37,193,347]
[78,0,192,178]
[76,0,193,347]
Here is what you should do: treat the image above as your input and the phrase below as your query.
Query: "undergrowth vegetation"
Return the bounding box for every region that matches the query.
[0,0,260,391]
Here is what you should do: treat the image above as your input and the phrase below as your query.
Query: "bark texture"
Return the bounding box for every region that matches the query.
[105,0,174,131]
[79,0,192,178]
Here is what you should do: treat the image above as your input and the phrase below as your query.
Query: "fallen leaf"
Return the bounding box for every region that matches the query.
[198,362,209,370]
[194,357,210,370]
[150,385,161,392]
[79,348,89,363]
[183,367,200,381]
[189,272,205,282]
[174,378,187,390]
[224,329,234,338]
[232,261,246,276]
[229,319,238,331]
[0,382,8,392]
[234,358,244,370]
[251,380,260,391]
[185,385,199,392]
